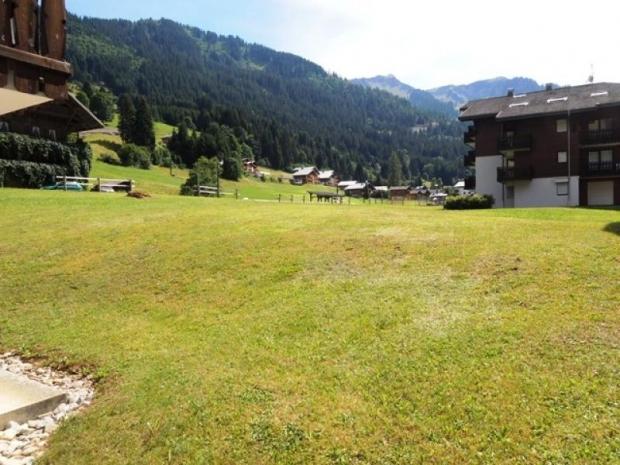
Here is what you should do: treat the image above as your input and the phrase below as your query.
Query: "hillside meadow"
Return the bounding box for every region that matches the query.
[84,132,335,199]
[0,189,618,465]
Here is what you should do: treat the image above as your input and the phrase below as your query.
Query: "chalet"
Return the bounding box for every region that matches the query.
[0,0,102,139]
[344,182,374,198]
[460,82,620,207]
[242,158,259,176]
[453,181,467,195]
[318,170,339,186]
[389,186,414,200]
[292,167,320,185]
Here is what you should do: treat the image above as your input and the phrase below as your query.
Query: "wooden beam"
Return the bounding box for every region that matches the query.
[0,44,71,75]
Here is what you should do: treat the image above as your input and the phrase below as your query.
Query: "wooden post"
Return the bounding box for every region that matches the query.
[97,177,101,193]
[290,195,294,203]
[279,194,281,203]
[63,175,67,191]
[235,189,239,200]
[130,180,135,193]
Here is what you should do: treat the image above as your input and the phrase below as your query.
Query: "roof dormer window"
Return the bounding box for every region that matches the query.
[591,91,609,97]
[509,102,529,108]
[547,97,568,104]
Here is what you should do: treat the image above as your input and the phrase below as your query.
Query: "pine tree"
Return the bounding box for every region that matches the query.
[132,96,156,149]
[388,152,403,187]
[118,94,136,144]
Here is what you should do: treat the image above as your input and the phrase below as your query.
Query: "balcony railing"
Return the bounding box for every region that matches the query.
[580,129,620,146]
[464,126,476,145]
[583,161,620,176]
[464,176,476,191]
[464,150,475,167]
[498,134,532,151]
[497,166,534,183]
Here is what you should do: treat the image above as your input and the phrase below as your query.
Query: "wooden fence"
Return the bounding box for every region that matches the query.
[55,176,134,192]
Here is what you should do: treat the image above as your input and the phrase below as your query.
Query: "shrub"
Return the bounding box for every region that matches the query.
[118,144,151,170]
[444,194,495,210]
[180,157,219,196]
[151,145,173,167]
[0,133,91,188]
[100,153,121,165]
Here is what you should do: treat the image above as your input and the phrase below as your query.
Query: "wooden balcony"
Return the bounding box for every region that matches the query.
[580,129,620,146]
[498,134,532,152]
[497,165,534,183]
[464,150,475,167]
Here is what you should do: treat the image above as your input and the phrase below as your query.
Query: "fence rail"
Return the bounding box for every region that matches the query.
[55,176,134,192]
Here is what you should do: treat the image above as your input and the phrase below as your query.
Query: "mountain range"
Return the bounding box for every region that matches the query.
[353,75,545,113]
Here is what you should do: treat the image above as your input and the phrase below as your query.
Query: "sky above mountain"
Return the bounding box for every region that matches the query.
[67,0,620,89]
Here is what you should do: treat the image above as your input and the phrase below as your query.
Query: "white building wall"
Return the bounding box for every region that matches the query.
[512,176,580,208]
[475,155,504,208]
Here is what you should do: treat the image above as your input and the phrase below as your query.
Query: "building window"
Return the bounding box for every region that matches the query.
[556,119,568,133]
[558,151,568,163]
[556,182,569,196]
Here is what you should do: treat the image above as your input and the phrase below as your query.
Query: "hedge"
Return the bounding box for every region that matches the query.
[0,133,92,188]
[444,194,495,210]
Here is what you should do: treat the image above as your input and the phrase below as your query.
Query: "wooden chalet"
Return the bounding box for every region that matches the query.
[292,166,320,185]
[0,0,102,140]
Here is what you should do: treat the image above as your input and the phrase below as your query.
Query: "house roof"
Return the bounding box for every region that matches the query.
[344,182,369,191]
[454,181,465,188]
[293,167,318,177]
[318,170,335,179]
[459,83,620,122]
[337,180,357,188]
[3,93,103,133]
[389,186,411,191]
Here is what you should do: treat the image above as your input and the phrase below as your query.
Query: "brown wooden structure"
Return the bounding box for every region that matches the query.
[0,0,70,100]
[0,0,102,139]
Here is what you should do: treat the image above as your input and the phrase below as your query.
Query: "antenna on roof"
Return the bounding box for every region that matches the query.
[588,64,594,84]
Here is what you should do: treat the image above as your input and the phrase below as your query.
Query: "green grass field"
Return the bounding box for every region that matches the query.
[0,189,618,465]
[83,133,334,199]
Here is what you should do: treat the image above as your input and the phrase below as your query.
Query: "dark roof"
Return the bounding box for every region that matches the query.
[459,83,620,122]
[17,94,104,133]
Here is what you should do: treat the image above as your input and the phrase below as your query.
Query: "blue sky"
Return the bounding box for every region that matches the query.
[67,0,620,89]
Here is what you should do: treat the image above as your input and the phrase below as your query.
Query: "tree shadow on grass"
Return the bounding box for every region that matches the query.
[603,222,620,236]
[92,139,122,154]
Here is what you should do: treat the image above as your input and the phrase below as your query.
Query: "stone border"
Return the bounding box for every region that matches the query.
[0,353,95,465]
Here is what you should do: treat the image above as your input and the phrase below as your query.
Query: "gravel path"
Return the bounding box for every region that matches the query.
[0,354,94,465]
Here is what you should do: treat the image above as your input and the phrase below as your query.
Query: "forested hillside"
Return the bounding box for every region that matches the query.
[67,15,466,182]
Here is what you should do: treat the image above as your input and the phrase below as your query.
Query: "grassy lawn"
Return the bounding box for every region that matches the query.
[0,189,618,465]
[84,132,336,199]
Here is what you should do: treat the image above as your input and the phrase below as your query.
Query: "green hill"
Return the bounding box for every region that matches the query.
[67,15,466,183]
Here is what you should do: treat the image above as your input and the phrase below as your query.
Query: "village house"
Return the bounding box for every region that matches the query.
[291,167,320,185]
[318,170,339,186]
[242,158,259,176]
[389,186,414,200]
[460,82,620,207]
[344,182,374,198]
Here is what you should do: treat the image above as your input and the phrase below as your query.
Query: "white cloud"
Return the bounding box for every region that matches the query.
[267,0,620,88]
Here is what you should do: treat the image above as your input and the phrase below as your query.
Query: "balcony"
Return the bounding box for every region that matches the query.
[464,150,476,167]
[580,129,620,146]
[497,165,534,183]
[583,160,620,177]
[464,126,476,145]
[464,176,476,191]
[498,134,532,152]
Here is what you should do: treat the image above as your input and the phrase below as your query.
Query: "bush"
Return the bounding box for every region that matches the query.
[180,157,219,196]
[100,153,121,165]
[0,133,91,188]
[118,144,151,170]
[444,194,495,210]
[151,145,173,167]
